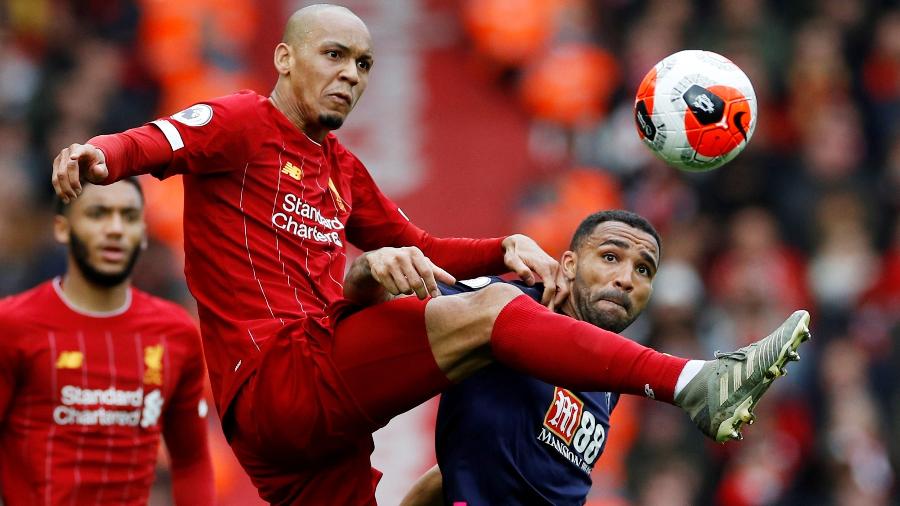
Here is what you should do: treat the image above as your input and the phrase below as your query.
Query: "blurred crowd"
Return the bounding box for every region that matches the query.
[1,0,898,505]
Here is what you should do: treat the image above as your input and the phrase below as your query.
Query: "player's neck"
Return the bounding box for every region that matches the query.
[558,298,578,320]
[269,86,328,143]
[60,268,130,314]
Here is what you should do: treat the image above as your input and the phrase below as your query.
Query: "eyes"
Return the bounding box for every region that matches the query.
[324,49,372,72]
[600,252,654,278]
[84,207,142,223]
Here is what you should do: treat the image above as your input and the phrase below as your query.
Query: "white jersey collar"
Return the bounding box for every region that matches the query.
[52,277,133,318]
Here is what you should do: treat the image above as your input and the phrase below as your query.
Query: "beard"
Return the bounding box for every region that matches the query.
[319,113,345,130]
[574,287,636,333]
[69,230,141,288]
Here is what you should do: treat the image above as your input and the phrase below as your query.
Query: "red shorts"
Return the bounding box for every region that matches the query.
[227,296,450,505]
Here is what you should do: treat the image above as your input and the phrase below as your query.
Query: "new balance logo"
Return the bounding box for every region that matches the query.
[56,351,83,369]
[281,161,303,181]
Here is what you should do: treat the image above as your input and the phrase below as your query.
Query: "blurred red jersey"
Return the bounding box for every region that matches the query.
[0,279,208,506]
[91,91,505,419]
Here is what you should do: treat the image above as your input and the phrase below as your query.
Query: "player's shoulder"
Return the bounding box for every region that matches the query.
[171,90,266,126]
[203,89,265,110]
[0,282,57,345]
[0,281,55,321]
[129,289,198,334]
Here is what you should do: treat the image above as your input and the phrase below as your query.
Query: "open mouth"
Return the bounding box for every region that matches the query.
[99,246,127,263]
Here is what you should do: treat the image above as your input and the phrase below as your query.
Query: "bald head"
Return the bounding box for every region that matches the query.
[282,4,369,47]
[270,3,374,141]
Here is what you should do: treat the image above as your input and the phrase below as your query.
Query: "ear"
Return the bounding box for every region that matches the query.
[561,250,577,281]
[53,215,70,245]
[274,42,294,76]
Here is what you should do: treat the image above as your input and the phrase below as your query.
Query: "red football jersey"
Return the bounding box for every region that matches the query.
[92,91,507,416]
[0,279,208,506]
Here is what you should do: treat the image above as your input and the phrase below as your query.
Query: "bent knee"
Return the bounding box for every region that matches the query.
[425,284,524,344]
[425,284,526,380]
[442,283,523,323]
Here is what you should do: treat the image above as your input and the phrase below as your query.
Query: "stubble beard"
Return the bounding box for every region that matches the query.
[69,230,141,288]
[319,113,345,130]
[574,285,635,333]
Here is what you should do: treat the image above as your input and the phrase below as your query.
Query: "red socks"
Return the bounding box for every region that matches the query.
[490,295,688,403]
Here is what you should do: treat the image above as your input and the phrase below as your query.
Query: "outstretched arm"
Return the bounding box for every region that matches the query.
[414,232,569,309]
[51,94,258,204]
[400,464,444,506]
[343,158,568,308]
[343,236,570,310]
[51,125,172,203]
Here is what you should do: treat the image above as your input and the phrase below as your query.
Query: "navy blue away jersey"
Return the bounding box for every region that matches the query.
[435,277,619,506]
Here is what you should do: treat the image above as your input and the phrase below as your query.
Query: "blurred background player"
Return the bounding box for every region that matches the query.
[0,179,214,505]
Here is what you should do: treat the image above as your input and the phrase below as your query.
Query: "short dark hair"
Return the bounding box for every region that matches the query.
[569,210,662,256]
[55,177,145,215]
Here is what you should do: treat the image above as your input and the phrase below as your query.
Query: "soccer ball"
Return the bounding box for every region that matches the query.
[634,50,757,172]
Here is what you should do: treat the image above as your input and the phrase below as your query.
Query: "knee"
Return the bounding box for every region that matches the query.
[426,283,524,345]
[424,284,526,379]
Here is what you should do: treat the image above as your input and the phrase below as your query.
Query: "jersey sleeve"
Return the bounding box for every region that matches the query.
[345,159,509,279]
[90,91,259,182]
[343,155,411,249]
[162,317,214,505]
